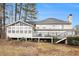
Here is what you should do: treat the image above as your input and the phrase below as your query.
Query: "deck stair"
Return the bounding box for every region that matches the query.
[55,37,66,43]
[55,32,68,44]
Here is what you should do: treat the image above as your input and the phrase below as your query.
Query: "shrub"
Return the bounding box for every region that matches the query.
[67,37,79,46]
[53,36,60,43]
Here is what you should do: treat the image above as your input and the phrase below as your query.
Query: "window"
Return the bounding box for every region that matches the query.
[20,30,23,33]
[12,30,15,33]
[28,30,31,33]
[16,30,19,33]
[8,30,11,33]
[24,30,27,33]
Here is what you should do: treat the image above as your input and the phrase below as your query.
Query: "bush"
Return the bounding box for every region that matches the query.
[67,37,79,46]
[53,36,60,43]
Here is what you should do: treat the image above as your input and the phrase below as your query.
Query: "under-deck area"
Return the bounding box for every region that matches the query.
[8,37,54,43]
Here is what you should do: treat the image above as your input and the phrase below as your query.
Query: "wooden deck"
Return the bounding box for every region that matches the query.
[7,36,68,44]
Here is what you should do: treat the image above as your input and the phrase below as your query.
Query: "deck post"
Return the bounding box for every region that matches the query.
[30,38,31,41]
[51,37,53,44]
[38,38,40,43]
[65,39,67,44]
[17,38,19,41]
[26,38,27,42]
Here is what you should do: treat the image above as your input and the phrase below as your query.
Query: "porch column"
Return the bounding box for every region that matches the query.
[26,38,27,42]
[38,38,40,43]
[17,38,19,41]
[51,37,53,44]
[65,39,68,44]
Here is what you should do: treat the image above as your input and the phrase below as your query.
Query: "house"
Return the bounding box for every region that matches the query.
[6,20,34,38]
[6,14,75,41]
[34,14,75,38]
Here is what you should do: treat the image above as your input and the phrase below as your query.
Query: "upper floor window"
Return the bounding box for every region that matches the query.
[16,30,19,33]
[20,30,23,33]
[28,30,31,33]
[12,30,15,33]
[24,30,27,33]
[8,30,11,33]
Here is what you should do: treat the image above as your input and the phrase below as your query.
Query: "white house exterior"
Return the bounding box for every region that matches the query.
[6,14,75,39]
[6,21,33,38]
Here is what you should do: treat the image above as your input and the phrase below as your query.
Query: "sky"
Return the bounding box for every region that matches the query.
[5,3,79,27]
[36,3,79,27]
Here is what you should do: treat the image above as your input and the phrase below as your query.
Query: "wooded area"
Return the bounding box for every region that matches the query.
[0,3,37,39]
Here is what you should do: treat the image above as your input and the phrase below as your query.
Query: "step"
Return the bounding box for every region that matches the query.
[55,37,66,44]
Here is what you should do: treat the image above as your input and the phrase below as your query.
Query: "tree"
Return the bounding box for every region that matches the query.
[28,3,37,21]
[0,4,3,39]
[5,4,13,24]
[2,3,6,39]
[22,4,28,21]
[18,3,22,20]
[15,3,17,22]
[15,3,23,21]
[23,3,37,21]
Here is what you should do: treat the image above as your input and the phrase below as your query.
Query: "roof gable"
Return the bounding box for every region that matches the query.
[6,20,33,27]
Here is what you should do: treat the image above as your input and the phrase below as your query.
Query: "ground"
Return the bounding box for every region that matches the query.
[0,39,79,56]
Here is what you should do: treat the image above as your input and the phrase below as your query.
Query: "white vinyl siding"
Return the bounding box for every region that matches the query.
[63,25,72,29]
[36,25,62,29]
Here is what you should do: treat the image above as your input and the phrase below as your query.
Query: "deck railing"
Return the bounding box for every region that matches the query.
[33,31,75,38]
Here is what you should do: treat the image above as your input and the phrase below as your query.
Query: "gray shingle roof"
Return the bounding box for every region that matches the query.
[35,18,71,25]
[6,17,71,26]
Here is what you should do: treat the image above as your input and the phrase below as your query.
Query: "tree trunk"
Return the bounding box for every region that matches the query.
[15,3,17,22]
[19,3,22,20]
[2,3,6,39]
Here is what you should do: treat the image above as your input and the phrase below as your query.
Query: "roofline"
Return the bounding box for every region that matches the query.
[36,29,75,31]
[6,20,33,27]
[36,23,71,25]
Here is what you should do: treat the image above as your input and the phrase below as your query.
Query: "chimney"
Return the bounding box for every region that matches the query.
[68,14,72,23]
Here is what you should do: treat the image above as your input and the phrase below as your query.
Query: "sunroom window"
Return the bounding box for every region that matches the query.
[16,30,19,33]
[8,30,11,33]
[20,30,23,33]
[12,30,15,33]
[28,30,31,33]
[24,30,27,33]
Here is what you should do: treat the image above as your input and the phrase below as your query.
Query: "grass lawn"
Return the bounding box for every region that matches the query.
[0,39,79,56]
